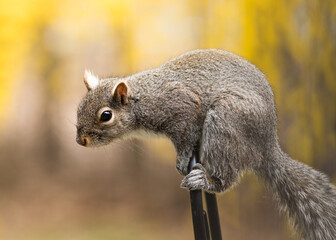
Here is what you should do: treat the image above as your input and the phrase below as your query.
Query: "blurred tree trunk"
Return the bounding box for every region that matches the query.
[34,26,62,173]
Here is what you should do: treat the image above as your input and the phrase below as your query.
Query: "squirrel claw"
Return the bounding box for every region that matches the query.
[181,163,208,190]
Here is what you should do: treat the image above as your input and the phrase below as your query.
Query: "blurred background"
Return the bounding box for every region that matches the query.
[0,0,335,239]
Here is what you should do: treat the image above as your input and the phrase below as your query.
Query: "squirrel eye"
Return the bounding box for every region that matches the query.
[100,111,112,122]
[97,107,114,124]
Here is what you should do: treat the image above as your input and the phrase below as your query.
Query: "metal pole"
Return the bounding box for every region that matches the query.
[188,146,222,240]
[205,192,222,240]
[188,150,209,240]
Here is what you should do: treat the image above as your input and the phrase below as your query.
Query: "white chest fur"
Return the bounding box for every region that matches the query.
[122,128,166,140]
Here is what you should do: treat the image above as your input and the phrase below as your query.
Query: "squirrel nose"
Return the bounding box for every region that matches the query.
[76,135,88,146]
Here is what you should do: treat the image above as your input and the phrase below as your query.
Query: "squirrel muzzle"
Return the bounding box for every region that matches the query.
[76,134,89,147]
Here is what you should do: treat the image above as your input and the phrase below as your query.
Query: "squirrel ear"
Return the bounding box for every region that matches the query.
[84,70,99,91]
[112,82,129,105]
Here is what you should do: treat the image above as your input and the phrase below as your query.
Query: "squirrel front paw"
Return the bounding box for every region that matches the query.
[176,156,190,176]
[180,163,209,190]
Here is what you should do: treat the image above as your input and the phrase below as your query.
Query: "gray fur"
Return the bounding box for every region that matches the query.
[76,49,336,239]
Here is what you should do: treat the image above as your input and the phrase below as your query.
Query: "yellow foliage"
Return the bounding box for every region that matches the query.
[0,1,335,239]
[0,0,334,174]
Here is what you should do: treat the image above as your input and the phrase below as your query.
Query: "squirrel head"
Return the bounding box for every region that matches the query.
[76,70,136,147]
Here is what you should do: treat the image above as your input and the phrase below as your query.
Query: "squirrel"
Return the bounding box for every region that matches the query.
[76,49,336,239]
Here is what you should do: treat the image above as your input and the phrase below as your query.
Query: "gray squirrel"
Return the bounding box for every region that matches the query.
[76,49,336,239]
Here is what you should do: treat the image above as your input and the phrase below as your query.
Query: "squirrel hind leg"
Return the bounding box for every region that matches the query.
[199,103,245,192]
[182,96,263,193]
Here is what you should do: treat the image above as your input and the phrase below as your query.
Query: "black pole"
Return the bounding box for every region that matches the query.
[188,146,222,240]
[205,192,222,240]
[188,150,209,240]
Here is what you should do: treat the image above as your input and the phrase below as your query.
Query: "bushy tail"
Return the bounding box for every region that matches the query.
[259,146,336,240]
